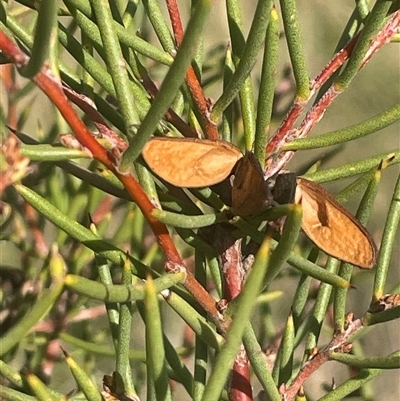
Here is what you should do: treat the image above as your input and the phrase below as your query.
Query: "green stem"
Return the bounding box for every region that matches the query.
[201,237,271,400]
[255,7,279,165]
[304,149,400,183]
[65,0,173,65]
[15,184,146,274]
[212,0,273,150]
[142,0,175,52]
[330,350,400,369]
[65,272,185,302]
[335,1,393,90]
[152,209,228,229]
[21,0,58,78]
[374,171,400,298]
[335,165,381,329]
[144,277,172,401]
[243,324,281,401]
[279,0,310,100]
[193,251,208,401]
[91,0,140,135]
[21,144,91,160]
[63,350,102,401]
[283,103,400,150]
[304,259,340,354]
[0,385,37,401]
[277,313,295,385]
[120,1,213,168]
[317,368,383,401]
[116,258,137,398]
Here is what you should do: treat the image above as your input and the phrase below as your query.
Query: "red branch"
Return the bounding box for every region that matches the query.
[312,33,359,91]
[283,316,363,400]
[265,32,359,164]
[25,202,49,257]
[265,102,305,167]
[230,345,252,401]
[210,225,252,400]
[0,29,221,324]
[166,0,184,46]
[265,10,400,178]
[1,64,18,128]
[224,242,252,401]
[134,59,199,138]
[166,0,219,140]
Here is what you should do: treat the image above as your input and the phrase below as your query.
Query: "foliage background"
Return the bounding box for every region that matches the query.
[0,1,399,400]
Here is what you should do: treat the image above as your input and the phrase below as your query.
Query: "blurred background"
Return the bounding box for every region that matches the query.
[1,1,399,400]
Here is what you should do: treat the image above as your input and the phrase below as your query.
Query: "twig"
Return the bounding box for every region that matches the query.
[166,0,219,140]
[265,10,400,178]
[0,29,222,327]
[208,225,252,401]
[283,313,363,400]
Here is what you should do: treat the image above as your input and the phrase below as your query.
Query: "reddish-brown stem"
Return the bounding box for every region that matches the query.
[63,85,127,146]
[313,10,399,89]
[265,12,400,178]
[225,247,252,401]
[361,10,400,68]
[134,59,199,138]
[1,64,18,128]
[312,33,359,91]
[0,29,221,324]
[265,34,359,168]
[266,33,359,165]
[210,226,252,400]
[0,32,170,254]
[267,85,341,178]
[283,317,363,400]
[166,0,184,46]
[265,103,305,161]
[25,202,49,257]
[221,239,244,302]
[165,0,219,140]
[186,66,220,141]
[230,345,252,401]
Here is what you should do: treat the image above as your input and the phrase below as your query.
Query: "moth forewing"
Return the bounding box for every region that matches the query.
[231,152,272,216]
[142,137,243,187]
[295,178,376,269]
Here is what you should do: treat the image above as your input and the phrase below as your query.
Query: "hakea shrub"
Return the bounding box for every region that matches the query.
[0,1,399,401]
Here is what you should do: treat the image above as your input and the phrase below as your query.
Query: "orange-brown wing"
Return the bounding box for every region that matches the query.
[142,137,243,187]
[232,152,271,216]
[296,178,376,269]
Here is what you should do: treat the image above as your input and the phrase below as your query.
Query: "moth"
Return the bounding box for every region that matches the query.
[142,137,271,216]
[295,178,376,268]
[142,137,376,269]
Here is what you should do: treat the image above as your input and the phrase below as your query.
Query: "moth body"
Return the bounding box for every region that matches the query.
[142,137,377,269]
